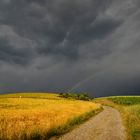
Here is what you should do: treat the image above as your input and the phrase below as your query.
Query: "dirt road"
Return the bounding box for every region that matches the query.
[57,106,126,140]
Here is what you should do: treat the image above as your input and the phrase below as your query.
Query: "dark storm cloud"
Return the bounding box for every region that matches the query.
[33,0,121,59]
[0,0,120,60]
[0,0,140,96]
[0,37,32,65]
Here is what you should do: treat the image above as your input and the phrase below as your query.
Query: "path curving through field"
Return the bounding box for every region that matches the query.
[57,106,126,140]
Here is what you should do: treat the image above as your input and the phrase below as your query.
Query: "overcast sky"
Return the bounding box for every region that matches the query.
[0,0,140,97]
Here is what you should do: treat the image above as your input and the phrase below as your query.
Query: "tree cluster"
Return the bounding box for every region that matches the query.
[59,93,92,101]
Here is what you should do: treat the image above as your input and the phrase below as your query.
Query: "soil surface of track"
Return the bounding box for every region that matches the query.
[57,106,126,140]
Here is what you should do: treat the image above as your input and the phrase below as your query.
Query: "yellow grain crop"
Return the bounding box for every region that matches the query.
[0,93,99,139]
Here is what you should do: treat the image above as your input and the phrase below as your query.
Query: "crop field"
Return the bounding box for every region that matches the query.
[0,93,100,140]
[95,96,140,140]
[108,96,140,105]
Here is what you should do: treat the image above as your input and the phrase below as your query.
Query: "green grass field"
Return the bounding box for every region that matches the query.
[108,96,140,105]
[95,96,140,140]
[0,93,101,140]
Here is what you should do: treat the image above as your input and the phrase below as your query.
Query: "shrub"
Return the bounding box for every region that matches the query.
[59,93,91,101]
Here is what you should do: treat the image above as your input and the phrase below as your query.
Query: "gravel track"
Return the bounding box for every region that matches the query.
[57,106,126,140]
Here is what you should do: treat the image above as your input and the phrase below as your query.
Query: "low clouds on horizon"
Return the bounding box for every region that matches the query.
[0,0,140,97]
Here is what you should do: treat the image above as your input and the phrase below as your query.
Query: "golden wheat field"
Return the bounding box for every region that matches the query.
[0,93,100,140]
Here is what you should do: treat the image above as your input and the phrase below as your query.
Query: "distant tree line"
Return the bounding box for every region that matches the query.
[59,93,92,101]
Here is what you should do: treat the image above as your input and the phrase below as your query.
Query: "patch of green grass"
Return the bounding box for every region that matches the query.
[108,96,140,105]
[131,128,140,140]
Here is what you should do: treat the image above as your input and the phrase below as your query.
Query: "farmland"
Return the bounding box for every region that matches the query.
[108,96,140,105]
[0,93,100,140]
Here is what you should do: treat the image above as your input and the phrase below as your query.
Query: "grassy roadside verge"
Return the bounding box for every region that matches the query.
[46,107,103,140]
[94,97,140,140]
